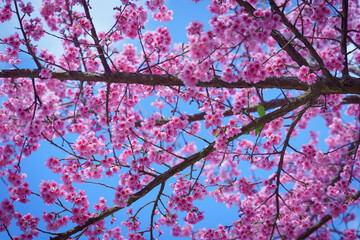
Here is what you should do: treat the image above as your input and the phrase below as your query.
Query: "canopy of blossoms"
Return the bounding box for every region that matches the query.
[0,0,359,239]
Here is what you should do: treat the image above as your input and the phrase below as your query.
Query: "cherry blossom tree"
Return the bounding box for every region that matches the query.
[0,0,359,239]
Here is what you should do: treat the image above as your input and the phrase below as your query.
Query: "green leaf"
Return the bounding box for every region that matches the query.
[257,105,265,117]
[255,127,260,136]
[255,125,264,136]
[255,105,265,136]
[214,129,220,137]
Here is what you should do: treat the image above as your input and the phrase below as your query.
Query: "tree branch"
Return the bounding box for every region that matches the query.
[150,183,165,240]
[0,69,309,90]
[81,0,111,73]
[341,0,349,76]
[268,0,332,78]
[1,69,360,94]
[270,104,309,239]
[137,95,360,127]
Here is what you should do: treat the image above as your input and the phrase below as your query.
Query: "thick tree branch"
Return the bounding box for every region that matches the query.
[138,95,360,127]
[0,69,309,90]
[1,69,360,94]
